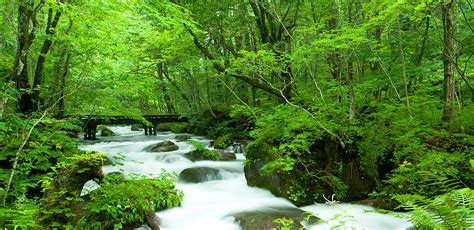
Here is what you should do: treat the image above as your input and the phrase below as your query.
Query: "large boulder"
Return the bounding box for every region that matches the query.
[179,167,222,183]
[184,149,236,162]
[175,134,191,142]
[231,207,319,230]
[143,141,179,152]
[244,138,375,206]
[244,158,296,202]
[37,153,105,227]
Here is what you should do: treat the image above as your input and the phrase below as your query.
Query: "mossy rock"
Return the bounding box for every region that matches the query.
[37,153,105,227]
[143,141,179,152]
[179,167,222,183]
[231,207,320,230]
[184,149,235,162]
[131,124,142,131]
[213,149,237,161]
[175,134,191,142]
[213,133,234,149]
[98,125,116,137]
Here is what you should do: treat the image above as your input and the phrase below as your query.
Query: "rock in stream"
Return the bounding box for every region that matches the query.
[143,141,179,152]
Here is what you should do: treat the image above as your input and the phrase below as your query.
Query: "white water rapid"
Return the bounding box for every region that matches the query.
[80,126,412,230]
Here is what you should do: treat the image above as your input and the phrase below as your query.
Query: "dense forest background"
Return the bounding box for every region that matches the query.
[0,0,473,228]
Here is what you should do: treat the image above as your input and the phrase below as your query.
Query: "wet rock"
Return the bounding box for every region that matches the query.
[98,125,116,137]
[184,149,236,162]
[244,158,296,202]
[232,207,319,230]
[214,149,237,161]
[143,141,179,152]
[175,134,191,142]
[131,124,143,131]
[179,167,222,183]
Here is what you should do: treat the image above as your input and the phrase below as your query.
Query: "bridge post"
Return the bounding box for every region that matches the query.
[152,122,158,135]
[84,123,97,140]
[144,126,148,135]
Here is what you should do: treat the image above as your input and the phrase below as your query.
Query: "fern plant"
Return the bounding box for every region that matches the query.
[395,176,474,229]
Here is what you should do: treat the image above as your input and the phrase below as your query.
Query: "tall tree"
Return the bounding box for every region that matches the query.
[32,0,65,108]
[441,0,456,122]
[11,0,45,114]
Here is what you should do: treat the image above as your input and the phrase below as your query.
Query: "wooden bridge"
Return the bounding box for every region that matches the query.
[81,114,188,139]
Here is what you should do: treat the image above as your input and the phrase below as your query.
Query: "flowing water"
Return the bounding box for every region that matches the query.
[80,126,412,230]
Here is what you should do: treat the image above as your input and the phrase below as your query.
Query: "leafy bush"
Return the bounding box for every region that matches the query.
[81,172,183,228]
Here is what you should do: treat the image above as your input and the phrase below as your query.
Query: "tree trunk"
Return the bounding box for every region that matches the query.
[14,3,33,114]
[157,62,175,113]
[57,53,70,118]
[33,4,63,108]
[12,0,45,114]
[397,16,412,118]
[441,0,456,122]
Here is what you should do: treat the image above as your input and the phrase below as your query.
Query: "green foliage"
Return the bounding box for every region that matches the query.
[397,187,474,229]
[246,104,349,203]
[272,217,294,230]
[0,116,82,200]
[213,133,234,149]
[36,152,105,227]
[377,129,473,198]
[0,195,37,228]
[81,172,183,228]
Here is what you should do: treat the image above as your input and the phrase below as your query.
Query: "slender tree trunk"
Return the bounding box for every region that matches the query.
[347,0,356,119]
[33,3,63,108]
[14,3,32,114]
[416,16,430,65]
[57,53,70,118]
[441,0,456,122]
[163,69,192,110]
[397,16,412,118]
[157,62,175,113]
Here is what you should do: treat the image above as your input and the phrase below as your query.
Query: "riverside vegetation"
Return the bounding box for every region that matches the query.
[1,0,473,228]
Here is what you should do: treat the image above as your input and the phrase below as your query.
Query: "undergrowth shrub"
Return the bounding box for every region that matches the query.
[80,172,183,228]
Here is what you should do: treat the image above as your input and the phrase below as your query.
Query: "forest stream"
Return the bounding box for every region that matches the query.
[79,126,412,230]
